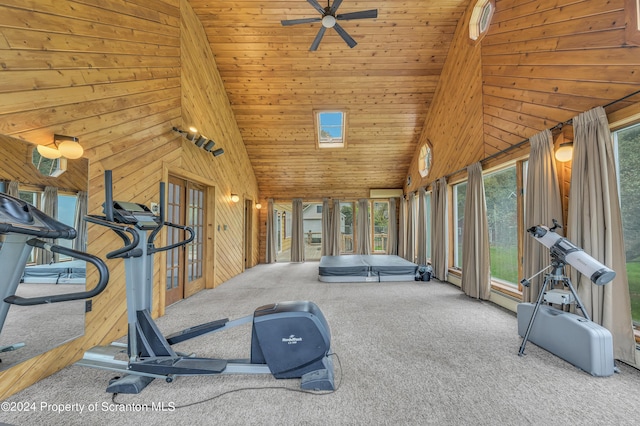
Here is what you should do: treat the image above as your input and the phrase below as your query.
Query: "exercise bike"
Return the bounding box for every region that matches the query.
[0,192,110,357]
[77,171,335,394]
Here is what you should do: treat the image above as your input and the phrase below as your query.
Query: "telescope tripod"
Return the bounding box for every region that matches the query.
[518,257,590,356]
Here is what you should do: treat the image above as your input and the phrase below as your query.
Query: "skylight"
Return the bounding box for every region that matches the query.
[315,110,346,148]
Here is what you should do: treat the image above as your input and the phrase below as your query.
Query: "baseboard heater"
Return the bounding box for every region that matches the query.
[517,303,614,377]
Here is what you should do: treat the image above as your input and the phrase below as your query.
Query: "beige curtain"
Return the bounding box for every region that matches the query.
[432,177,448,281]
[461,163,491,300]
[321,198,331,256]
[387,197,398,255]
[522,129,564,303]
[416,188,427,265]
[37,186,58,264]
[405,192,415,262]
[356,199,371,255]
[73,191,88,252]
[568,106,635,363]
[6,181,19,197]
[331,199,341,255]
[291,198,304,262]
[265,199,276,263]
[398,196,406,259]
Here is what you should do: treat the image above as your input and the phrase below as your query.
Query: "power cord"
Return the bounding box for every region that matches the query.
[111,352,342,409]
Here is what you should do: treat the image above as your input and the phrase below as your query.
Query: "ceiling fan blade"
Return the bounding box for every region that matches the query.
[329,0,344,15]
[281,17,322,26]
[306,0,327,15]
[333,22,357,48]
[337,9,378,21]
[310,26,327,51]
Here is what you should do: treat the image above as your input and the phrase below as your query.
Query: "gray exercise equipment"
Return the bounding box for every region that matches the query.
[77,171,334,394]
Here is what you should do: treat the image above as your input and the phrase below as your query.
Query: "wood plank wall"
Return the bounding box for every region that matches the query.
[0,0,258,399]
[406,1,484,191]
[407,0,640,191]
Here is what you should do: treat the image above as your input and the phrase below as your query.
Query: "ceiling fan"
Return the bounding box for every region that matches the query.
[281,0,378,51]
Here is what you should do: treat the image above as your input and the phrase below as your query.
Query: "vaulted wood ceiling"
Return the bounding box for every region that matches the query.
[189,0,469,200]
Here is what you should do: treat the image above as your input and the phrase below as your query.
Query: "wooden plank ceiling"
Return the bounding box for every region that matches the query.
[189,0,469,200]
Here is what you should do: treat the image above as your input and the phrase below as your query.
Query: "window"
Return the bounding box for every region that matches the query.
[613,122,640,325]
[315,110,346,148]
[418,142,433,178]
[372,201,389,253]
[453,181,467,268]
[484,166,519,286]
[425,191,432,261]
[469,0,494,42]
[304,202,323,260]
[17,189,78,262]
[339,202,354,253]
[31,148,67,177]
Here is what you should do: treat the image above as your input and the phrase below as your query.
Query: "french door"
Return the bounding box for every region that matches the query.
[165,176,206,306]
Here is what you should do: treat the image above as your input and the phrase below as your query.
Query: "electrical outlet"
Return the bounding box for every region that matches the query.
[85,299,92,313]
[150,202,159,214]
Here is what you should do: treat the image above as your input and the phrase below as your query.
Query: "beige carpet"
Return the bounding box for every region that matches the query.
[1,261,640,425]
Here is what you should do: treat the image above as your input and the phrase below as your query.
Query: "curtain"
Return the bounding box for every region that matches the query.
[387,197,398,255]
[398,196,406,259]
[331,199,341,256]
[6,180,19,197]
[321,198,331,256]
[461,163,491,300]
[37,186,58,264]
[356,199,371,255]
[265,199,276,263]
[432,177,448,280]
[522,129,564,303]
[73,191,88,252]
[405,193,416,262]
[568,106,635,363]
[291,198,304,262]
[416,188,427,265]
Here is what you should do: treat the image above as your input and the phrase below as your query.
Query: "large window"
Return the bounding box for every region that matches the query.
[425,191,432,261]
[483,166,519,285]
[303,202,323,260]
[452,182,467,268]
[340,202,355,253]
[18,189,78,262]
[613,122,640,325]
[372,201,389,253]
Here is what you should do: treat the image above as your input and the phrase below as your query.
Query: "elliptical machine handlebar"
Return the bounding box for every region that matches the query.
[148,183,194,252]
[84,215,142,259]
[4,240,110,306]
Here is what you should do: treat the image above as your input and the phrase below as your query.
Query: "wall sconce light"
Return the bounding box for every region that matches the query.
[37,134,83,160]
[231,194,240,203]
[555,142,573,162]
[186,126,198,142]
[255,202,262,209]
[173,126,225,158]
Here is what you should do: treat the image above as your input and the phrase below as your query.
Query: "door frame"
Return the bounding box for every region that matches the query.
[159,165,216,316]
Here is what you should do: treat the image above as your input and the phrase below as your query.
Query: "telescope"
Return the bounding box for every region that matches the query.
[527,223,615,286]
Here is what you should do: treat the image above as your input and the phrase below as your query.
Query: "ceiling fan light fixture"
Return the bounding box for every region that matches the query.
[322,15,336,28]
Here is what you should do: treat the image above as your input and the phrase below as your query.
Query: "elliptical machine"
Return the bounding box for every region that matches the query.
[77,171,334,394]
[0,192,110,356]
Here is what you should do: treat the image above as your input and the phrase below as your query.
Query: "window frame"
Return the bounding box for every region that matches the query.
[314,110,347,149]
[469,0,495,43]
